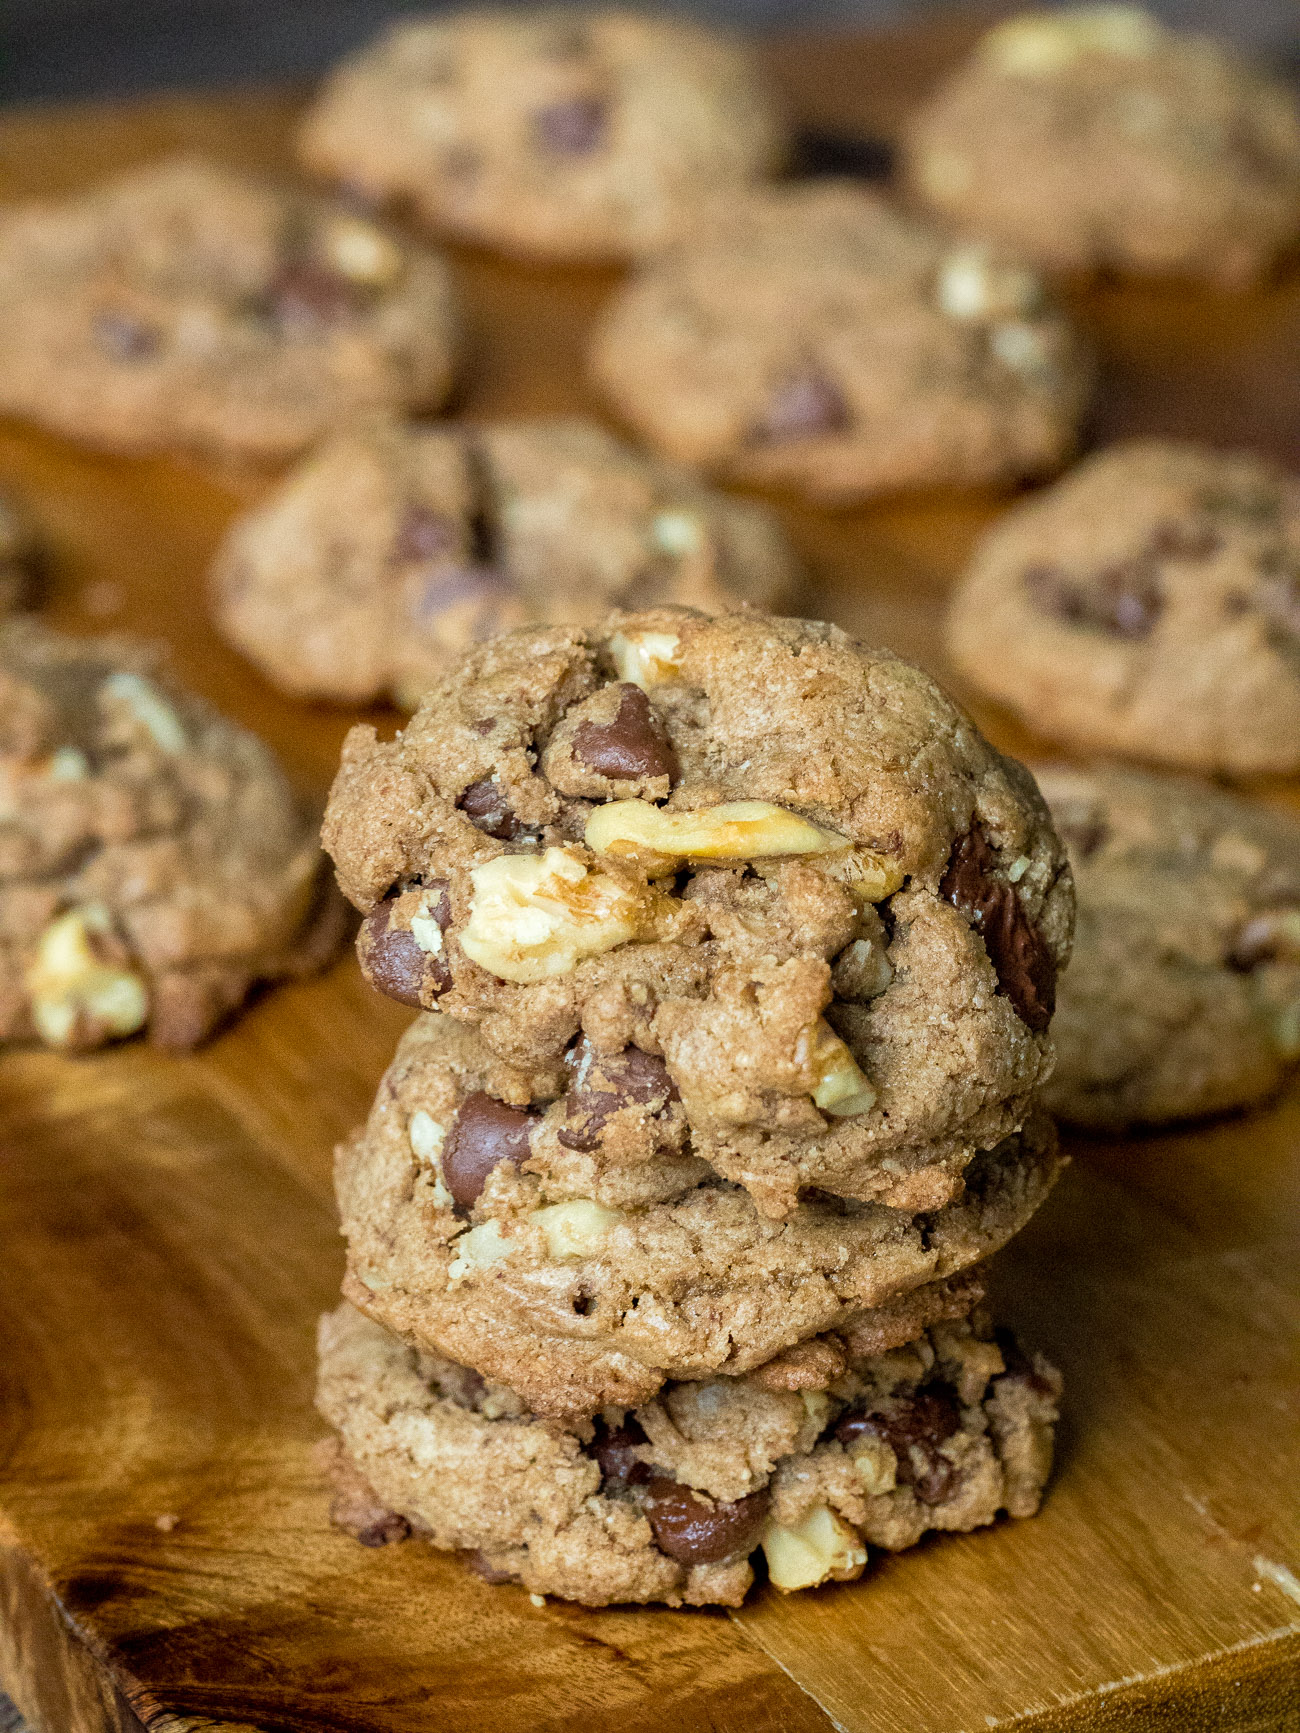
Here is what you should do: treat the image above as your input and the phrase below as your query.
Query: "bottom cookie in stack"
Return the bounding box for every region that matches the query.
[316,1289,1060,1609]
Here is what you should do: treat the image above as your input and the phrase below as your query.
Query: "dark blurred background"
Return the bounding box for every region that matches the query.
[1,0,1296,105]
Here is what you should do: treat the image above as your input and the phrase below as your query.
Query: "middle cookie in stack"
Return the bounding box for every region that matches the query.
[319,606,1074,1598]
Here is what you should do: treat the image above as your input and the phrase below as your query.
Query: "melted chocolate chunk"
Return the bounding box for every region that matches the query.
[1254,571,1300,643]
[268,261,360,332]
[992,1326,1056,1397]
[573,684,678,784]
[558,1036,678,1151]
[589,1416,651,1487]
[357,884,451,1007]
[93,310,160,361]
[758,370,848,442]
[836,1386,962,1505]
[457,778,527,840]
[394,505,459,563]
[1052,806,1109,862]
[643,1479,770,1565]
[410,566,520,642]
[1024,560,1163,639]
[1228,907,1300,971]
[443,1092,538,1209]
[1149,518,1222,562]
[941,826,1056,1032]
[534,97,607,155]
[466,1550,521,1584]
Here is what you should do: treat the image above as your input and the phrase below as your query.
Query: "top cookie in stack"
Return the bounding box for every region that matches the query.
[323,607,1074,1221]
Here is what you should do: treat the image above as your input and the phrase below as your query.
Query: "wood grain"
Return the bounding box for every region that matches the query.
[1,18,1299,1732]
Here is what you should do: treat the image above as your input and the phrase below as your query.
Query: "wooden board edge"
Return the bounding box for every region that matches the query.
[0,1535,151,1733]
[1009,1624,1300,1731]
[0,1533,265,1733]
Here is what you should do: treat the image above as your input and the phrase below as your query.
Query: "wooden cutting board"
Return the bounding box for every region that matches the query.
[1,18,1299,1732]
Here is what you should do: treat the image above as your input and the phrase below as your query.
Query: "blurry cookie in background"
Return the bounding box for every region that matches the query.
[905,5,1300,288]
[0,620,341,1053]
[1038,764,1300,1130]
[946,441,1300,775]
[297,8,788,263]
[211,415,798,706]
[590,183,1091,503]
[0,158,459,464]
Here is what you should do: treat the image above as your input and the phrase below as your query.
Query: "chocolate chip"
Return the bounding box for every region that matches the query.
[394,505,459,563]
[558,1036,678,1152]
[941,826,1056,1032]
[993,1326,1056,1398]
[443,1092,538,1209]
[1024,560,1163,639]
[836,1386,962,1505]
[1254,571,1300,642]
[1228,907,1300,971]
[534,97,607,155]
[443,143,483,182]
[458,778,526,840]
[572,685,678,784]
[268,261,360,332]
[357,884,451,1008]
[93,310,159,361]
[466,1550,521,1584]
[1149,519,1221,561]
[1054,811,1109,861]
[410,565,519,638]
[589,1416,651,1487]
[643,1479,770,1565]
[758,371,848,441]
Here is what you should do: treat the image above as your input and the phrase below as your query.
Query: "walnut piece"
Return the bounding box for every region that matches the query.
[762,1504,868,1591]
[460,848,648,983]
[25,904,149,1048]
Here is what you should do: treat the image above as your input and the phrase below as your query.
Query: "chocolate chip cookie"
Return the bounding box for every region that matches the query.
[589,182,1091,502]
[0,619,341,1052]
[906,7,1300,288]
[317,1297,1060,1607]
[1039,763,1300,1129]
[336,1008,1061,1415]
[211,415,798,706]
[0,157,458,463]
[297,9,787,263]
[946,441,1300,774]
[322,608,1074,1218]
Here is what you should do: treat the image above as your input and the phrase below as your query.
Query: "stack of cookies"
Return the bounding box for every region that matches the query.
[313,606,1073,1608]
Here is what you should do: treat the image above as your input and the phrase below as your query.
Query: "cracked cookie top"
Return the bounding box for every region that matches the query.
[1039,762,1300,1128]
[946,440,1300,775]
[905,6,1300,287]
[211,415,797,706]
[0,620,339,1052]
[297,7,788,263]
[589,181,1091,502]
[0,156,458,462]
[322,607,1074,1216]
